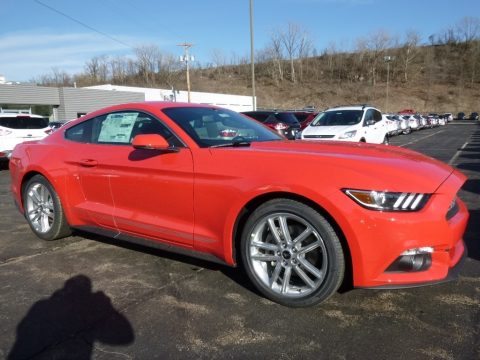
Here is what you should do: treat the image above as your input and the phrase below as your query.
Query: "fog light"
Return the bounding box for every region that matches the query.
[386,247,433,272]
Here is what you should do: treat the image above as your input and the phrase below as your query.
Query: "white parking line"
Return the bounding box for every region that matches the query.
[400,130,446,147]
[448,141,469,165]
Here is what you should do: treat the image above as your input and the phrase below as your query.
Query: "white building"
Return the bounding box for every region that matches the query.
[85,84,254,113]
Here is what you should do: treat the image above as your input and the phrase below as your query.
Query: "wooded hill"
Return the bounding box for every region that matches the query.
[36,19,480,114]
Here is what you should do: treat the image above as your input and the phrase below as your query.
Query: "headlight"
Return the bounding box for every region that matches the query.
[339,130,357,139]
[342,189,431,211]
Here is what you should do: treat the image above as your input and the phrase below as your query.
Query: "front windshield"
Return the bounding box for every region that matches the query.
[162,107,282,148]
[311,110,363,126]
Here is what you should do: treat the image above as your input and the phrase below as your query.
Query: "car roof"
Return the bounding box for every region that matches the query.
[0,113,44,118]
[326,106,375,111]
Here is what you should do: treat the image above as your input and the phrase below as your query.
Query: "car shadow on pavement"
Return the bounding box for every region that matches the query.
[7,275,134,360]
[75,230,267,299]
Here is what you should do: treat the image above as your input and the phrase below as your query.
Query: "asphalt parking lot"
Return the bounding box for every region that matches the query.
[0,122,478,360]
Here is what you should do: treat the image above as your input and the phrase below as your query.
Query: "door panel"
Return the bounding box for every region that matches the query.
[63,109,194,245]
[71,143,117,229]
[108,147,194,246]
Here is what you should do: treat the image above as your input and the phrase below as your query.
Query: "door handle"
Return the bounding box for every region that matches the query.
[78,159,98,167]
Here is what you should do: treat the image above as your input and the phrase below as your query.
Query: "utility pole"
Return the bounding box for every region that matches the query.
[384,55,393,113]
[249,0,256,110]
[178,42,194,103]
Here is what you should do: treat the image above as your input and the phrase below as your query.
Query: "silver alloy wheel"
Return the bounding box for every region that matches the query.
[248,212,328,297]
[25,183,55,234]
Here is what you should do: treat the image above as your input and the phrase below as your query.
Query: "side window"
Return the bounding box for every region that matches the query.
[363,109,374,126]
[65,111,182,147]
[373,110,383,122]
[65,119,94,143]
[97,112,137,144]
[129,112,182,147]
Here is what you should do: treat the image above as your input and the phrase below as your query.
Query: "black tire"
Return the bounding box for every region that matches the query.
[23,175,72,241]
[240,199,345,307]
[382,135,389,145]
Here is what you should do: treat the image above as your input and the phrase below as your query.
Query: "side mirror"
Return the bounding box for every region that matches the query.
[365,119,375,126]
[132,134,178,152]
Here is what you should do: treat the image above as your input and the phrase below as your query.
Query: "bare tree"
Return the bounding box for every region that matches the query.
[83,55,109,84]
[401,30,421,82]
[456,17,480,46]
[135,44,162,85]
[210,48,227,71]
[36,67,73,87]
[365,30,391,86]
[279,23,304,83]
[269,32,285,82]
[297,32,313,82]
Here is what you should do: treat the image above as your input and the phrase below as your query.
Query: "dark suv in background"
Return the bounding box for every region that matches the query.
[241,111,301,139]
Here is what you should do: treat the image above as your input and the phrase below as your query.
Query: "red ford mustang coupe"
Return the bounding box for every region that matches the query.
[9,102,469,307]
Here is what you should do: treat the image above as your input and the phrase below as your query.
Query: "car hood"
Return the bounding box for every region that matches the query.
[223,140,459,194]
[302,125,355,136]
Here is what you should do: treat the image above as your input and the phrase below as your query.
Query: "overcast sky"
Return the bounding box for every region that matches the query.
[1,0,478,82]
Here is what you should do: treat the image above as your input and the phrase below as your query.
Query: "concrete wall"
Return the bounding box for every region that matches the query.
[0,84,144,120]
[0,84,59,105]
[57,87,144,119]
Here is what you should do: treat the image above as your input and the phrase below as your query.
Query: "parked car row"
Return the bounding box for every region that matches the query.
[242,105,450,146]
[456,112,479,120]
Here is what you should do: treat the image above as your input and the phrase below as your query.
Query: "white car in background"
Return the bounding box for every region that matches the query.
[383,114,401,136]
[0,109,52,160]
[403,115,420,131]
[301,105,389,144]
[444,113,453,122]
[393,115,410,134]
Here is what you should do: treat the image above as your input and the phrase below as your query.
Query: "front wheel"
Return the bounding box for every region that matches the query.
[23,175,72,241]
[240,199,345,307]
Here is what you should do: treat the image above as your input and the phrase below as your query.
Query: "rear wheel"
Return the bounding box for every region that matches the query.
[240,199,345,307]
[382,135,389,145]
[23,175,71,241]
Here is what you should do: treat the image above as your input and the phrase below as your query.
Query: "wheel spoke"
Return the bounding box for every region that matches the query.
[298,240,321,255]
[292,227,313,246]
[30,188,42,204]
[251,254,278,262]
[298,258,324,280]
[31,211,41,222]
[281,266,292,294]
[251,241,278,252]
[294,265,316,289]
[40,214,49,232]
[267,218,282,244]
[279,216,292,243]
[269,262,282,288]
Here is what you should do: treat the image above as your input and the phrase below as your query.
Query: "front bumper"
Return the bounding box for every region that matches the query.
[332,171,469,289]
[358,240,467,289]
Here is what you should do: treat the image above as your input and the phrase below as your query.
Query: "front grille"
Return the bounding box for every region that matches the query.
[303,135,335,139]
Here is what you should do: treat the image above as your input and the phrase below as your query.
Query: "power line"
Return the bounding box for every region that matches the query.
[33,0,133,49]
